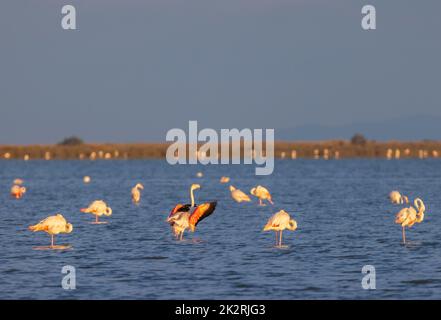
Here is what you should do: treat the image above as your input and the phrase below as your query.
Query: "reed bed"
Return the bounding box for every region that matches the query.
[2,140,441,160]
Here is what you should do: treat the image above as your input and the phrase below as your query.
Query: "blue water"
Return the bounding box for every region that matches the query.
[1,159,441,299]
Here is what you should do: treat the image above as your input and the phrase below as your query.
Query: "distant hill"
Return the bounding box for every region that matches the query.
[276,115,441,141]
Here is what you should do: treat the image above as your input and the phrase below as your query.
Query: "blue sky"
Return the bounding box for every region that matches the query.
[1,1,440,144]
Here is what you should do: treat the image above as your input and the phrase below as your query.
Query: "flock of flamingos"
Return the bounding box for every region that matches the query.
[8,175,425,250]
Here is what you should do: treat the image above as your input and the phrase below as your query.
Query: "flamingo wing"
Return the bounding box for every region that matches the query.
[189,201,217,230]
[169,203,192,218]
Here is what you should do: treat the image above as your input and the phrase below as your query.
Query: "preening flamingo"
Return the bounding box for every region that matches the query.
[263,210,297,247]
[251,185,274,206]
[229,185,251,203]
[220,176,230,184]
[389,191,408,204]
[131,183,144,204]
[81,200,112,224]
[11,185,26,199]
[167,184,217,240]
[28,214,73,248]
[395,198,426,244]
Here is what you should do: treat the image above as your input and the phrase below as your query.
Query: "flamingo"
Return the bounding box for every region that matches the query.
[11,185,26,199]
[131,183,144,204]
[220,176,230,184]
[389,191,408,204]
[263,210,297,247]
[83,176,91,184]
[395,198,426,244]
[13,178,24,185]
[28,214,73,248]
[81,200,112,224]
[251,185,274,206]
[229,186,251,203]
[167,184,217,240]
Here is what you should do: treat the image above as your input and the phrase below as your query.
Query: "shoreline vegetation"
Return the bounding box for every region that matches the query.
[1,140,441,160]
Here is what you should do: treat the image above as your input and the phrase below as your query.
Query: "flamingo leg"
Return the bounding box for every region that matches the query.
[402,226,406,244]
[95,214,99,223]
[51,235,54,248]
[279,230,283,247]
[269,198,274,205]
[259,199,263,206]
[274,231,278,246]
[180,231,184,241]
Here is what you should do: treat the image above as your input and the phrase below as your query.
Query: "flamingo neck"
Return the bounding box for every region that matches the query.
[190,188,195,207]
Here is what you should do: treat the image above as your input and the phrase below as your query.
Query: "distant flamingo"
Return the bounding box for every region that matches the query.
[220,176,230,184]
[389,191,408,204]
[167,184,217,240]
[131,183,144,204]
[395,198,426,244]
[229,186,251,203]
[83,176,91,184]
[13,178,24,185]
[11,185,26,199]
[81,200,112,224]
[28,214,73,248]
[263,210,297,247]
[251,185,274,206]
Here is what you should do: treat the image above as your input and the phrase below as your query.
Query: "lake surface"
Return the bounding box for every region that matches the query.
[1,159,441,299]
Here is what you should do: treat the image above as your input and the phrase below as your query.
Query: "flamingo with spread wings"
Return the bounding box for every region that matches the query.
[167,184,217,240]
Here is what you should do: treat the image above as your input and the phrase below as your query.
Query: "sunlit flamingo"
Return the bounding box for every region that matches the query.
[28,214,73,248]
[81,200,112,224]
[131,183,144,204]
[251,185,274,206]
[13,178,24,185]
[11,185,26,199]
[167,184,217,240]
[229,185,251,203]
[83,176,91,184]
[395,198,426,244]
[263,210,297,247]
[389,191,408,204]
[196,172,203,178]
[220,176,230,184]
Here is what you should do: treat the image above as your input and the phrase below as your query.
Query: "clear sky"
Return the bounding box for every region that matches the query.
[1,0,440,144]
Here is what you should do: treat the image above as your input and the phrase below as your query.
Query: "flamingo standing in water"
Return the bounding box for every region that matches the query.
[167,184,217,240]
[389,191,408,204]
[263,210,297,247]
[131,183,144,204]
[13,178,24,185]
[395,198,426,244]
[220,176,230,184]
[28,214,73,248]
[81,200,112,224]
[11,185,26,199]
[251,185,274,206]
[229,186,251,203]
